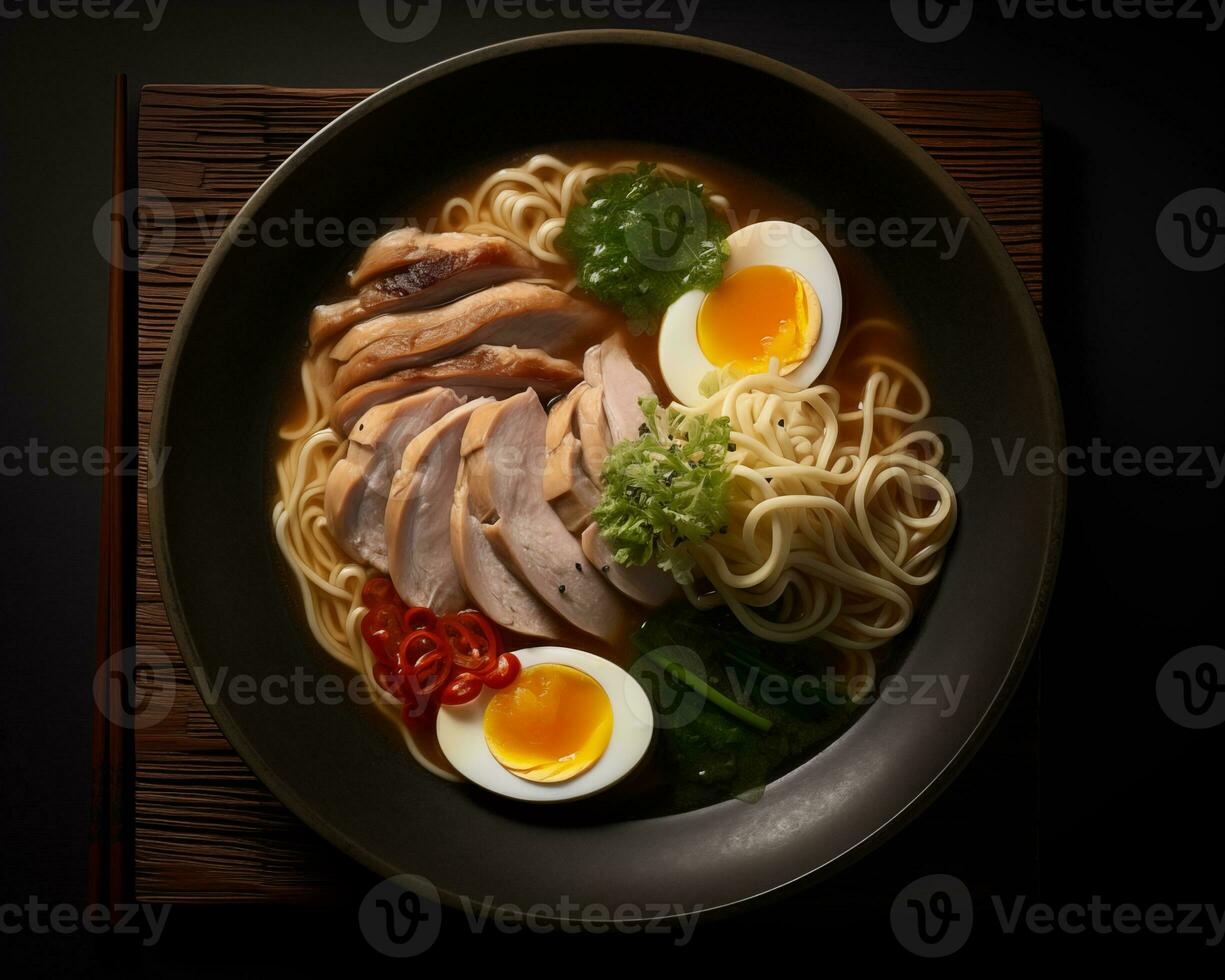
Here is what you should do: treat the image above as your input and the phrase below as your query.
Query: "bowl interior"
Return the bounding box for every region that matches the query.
[152,35,1061,915]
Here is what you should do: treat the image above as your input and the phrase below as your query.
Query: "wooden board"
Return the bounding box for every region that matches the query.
[134,85,1042,903]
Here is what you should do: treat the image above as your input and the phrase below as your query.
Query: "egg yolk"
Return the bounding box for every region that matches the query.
[483,664,613,783]
[697,264,820,376]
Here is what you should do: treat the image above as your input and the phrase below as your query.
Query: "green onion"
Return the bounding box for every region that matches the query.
[645,650,773,732]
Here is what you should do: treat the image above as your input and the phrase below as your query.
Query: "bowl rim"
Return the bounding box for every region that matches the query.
[149,28,1065,919]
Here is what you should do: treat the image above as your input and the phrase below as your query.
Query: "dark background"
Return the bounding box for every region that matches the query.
[1,0,1222,970]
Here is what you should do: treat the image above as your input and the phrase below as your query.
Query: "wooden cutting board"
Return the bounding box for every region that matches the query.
[134,85,1042,903]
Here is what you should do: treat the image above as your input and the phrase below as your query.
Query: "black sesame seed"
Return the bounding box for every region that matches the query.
[778,418,785,427]
[575,562,583,573]
[558,584,566,594]
[638,423,649,436]
[728,443,736,452]
[601,565,610,573]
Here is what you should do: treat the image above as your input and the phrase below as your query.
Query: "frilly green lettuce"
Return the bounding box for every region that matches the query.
[592,397,732,583]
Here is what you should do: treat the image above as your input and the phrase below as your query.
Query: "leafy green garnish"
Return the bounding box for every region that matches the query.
[558,163,730,334]
[592,397,732,584]
[631,604,864,807]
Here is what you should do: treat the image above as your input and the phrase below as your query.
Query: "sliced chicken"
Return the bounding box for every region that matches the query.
[545,383,587,452]
[450,467,564,640]
[549,352,672,606]
[542,384,599,531]
[576,339,673,608]
[324,388,462,571]
[330,345,581,434]
[582,523,675,609]
[309,229,544,346]
[597,334,656,445]
[576,383,612,483]
[543,433,601,532]
[582,343,603,386]
[349,227,543,290]
[310,299,368,350]
[330,282,606,397]
[310,347,340,410]
[385,399,492,613]
[460,392,627,642]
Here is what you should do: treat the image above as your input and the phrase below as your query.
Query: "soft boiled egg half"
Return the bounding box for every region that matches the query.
[659,220,843,404]
[435,646,654,802]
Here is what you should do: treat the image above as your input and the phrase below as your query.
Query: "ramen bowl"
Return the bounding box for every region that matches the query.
[150,31,1063,919]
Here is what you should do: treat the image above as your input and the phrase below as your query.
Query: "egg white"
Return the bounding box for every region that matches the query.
[434,646,655,803]
[659,220,843,404]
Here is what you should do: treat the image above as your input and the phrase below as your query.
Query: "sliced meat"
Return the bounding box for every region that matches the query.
[330,345,581,434]
[385,398,492,613]
[542,385,599,531]
[598,334,656,445]
[543,433,601,533]
[309,229,544,346]
[461,392,627,642]
[450,466,564,640]
[545,383,587,452]
[545,363,670,606]
[324,388,462,571]
[309,348,339,410]
[310,298,368,349]
[331,283,591,363]
[349,227,542,290]
[582,523,675,609]
[576,384,612,483]
[330,282,606,397]
[582,343,603,386]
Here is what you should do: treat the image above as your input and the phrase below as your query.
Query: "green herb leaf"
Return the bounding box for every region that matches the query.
[558,163,730,334]
[592,397,732,584]
[630,603,864,808]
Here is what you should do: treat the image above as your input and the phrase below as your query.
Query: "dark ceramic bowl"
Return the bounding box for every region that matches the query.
[150,31,1063,918]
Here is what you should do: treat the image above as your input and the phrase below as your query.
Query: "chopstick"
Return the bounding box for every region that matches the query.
[88,73,133,914]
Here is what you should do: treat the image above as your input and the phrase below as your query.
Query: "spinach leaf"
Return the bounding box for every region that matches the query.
[558,163,730,334]
[631,604,863,807]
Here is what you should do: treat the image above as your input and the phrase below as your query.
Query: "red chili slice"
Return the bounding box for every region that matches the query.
[360,605,405,667]
[440,672,483,706]
[361,577,402,610]
[480,652,521,689]
[365,603,510,727]
[399,629,442,666]
[452,648,495,673]
[403,606,437,633]
[458,610,500,656]
[437,615,476,652]
[439,614,497,672]
[409,647,452,697]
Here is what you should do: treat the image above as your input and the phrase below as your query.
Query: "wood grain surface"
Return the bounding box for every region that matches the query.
[134,84,1043,903]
